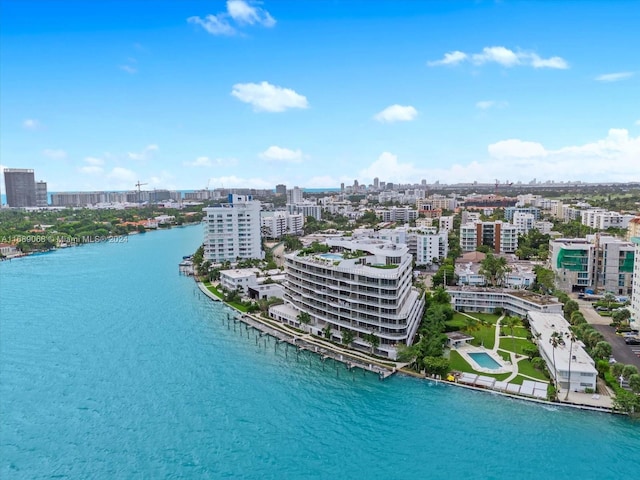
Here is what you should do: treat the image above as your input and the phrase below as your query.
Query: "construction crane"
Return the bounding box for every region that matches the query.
[135,180,148,205]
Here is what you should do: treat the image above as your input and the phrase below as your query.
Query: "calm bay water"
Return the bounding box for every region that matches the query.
[1,225,638,479]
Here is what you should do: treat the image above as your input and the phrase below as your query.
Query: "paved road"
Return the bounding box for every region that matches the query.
[575,298,640,369]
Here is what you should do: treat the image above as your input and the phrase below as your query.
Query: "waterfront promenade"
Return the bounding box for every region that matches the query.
[197,282,399,379]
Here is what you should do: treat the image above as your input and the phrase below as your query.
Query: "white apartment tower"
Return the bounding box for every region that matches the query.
[270,238,425,359]
[203,194,264,262]
[630,237,640,330]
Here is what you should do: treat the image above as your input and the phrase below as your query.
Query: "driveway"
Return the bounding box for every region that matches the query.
[575,298,640,369]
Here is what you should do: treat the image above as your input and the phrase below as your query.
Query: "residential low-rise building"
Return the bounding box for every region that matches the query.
[446,287,563,317]
[528,312,597,393]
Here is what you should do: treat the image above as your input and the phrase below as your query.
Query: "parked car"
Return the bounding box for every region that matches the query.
[624,337,640,345]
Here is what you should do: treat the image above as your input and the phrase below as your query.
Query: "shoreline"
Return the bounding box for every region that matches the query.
[0,222,201,261]
[195,281,622,416]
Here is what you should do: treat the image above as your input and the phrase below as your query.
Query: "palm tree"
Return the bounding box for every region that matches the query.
[501,316,521,355]
[564,330,577,400]
[463,317,480,343]
[478,318,491,347]
[322,323,332,340]
[549,331,565,394]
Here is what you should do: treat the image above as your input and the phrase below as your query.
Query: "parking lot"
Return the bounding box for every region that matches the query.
[575,298,640,369]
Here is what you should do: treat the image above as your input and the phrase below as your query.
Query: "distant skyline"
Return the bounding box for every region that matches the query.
[1,0,639,192]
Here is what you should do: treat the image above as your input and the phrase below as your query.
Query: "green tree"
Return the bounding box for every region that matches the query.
[591,341,612,361]
[611,362,624,380]
[629,373,640,393]
[502,316,522,355]
[563,300,579,319]
[395,343,419,367]
[612,390,640,414]
[570,311,586,325]
[612,308,631,326]
[602,292,616,310]
[533,265,555,294]
[423,356,450,377]
[341,329,355,347]
[622,364,639,381]
[549,331,565,389]
[479,253,509,286]
[297,311,312,332]
[322,323,332,339]
[364,332,380,354]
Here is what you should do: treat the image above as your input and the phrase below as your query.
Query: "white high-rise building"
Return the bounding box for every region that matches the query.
[261,211,304,238]
[630,237,640,330]
[269,238,425,359]
[203,194,264,262]
[512,211,536,235]
[287,186,303,205]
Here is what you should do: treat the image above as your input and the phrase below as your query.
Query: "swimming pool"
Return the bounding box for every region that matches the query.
[318,253,343,260]
[468,352,502,370]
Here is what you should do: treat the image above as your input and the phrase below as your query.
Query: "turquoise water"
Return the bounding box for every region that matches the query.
[469,352,502,370]
[1,226,639,479]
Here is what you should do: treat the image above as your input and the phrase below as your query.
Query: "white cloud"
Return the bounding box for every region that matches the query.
[472,46,520,67]
[22,119,41,130]
[259,146,304,163]
[227,0,276,27]
[373,104,418,123]
[595,72,634,82]
[207,175,272,189]
[188,1,275,36]
[231,81,308,112]
[488,139,548,159]
[529,54,568,69]
[351,129,640,186]
[78,165,104,175]
[127,144,158,161]
[187,14,236,36]
[43,149,67,159]
[84,156,104,166]
[183,156,236,167]
[427,50,467,66]
[429,46,568,69]
[479,129,640,181]
[359,152,427,184]
[119,64,137,74]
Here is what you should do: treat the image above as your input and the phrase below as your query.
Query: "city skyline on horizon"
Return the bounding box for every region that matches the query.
[1,0,639,193]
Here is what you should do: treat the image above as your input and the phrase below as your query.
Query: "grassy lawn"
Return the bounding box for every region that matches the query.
[448,351,511,381]
[446,314,468,329]
[203,282,249,312]
[500,326,529,338]
[203,282,224,299]
[468,327,496,350]
[497,350,511,361]
[499,337,536,356]
[454,312,501,324]
[516,358,549,381]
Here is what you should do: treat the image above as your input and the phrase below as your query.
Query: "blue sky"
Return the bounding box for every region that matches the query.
[1,0,639,192]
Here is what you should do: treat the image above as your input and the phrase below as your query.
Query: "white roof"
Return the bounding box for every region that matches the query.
[528,312,597,375]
